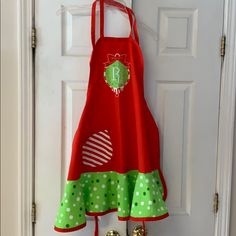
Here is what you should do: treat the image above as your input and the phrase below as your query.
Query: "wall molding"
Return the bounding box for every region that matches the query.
[18,0,34,235]
[215,0,236,235]
[1,0,22,235]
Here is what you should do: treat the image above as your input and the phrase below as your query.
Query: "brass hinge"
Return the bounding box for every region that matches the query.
[213,192,219,214]
[220,35,226,58]
[31,202,37,223]
[31,27,37,49]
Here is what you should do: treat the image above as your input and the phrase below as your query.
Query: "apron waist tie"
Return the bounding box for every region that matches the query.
[94,216,99,236]
[142,221,147,236]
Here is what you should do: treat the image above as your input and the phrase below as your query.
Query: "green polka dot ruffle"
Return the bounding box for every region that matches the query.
[55,170,168,231]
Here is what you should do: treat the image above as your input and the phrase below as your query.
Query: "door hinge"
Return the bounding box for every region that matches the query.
[220,35,226,58]
[31,27,37,49]
[213,192,219,214]
[31,202,37,223]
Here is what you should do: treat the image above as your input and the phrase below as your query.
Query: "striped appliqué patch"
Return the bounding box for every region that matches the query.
[82,130,113,168]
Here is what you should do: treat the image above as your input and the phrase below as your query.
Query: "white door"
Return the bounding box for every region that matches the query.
[128,0,224,235]
[35,0,131,235]
[35,1,224,236]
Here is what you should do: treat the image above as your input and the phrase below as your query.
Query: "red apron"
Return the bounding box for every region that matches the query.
[54,0,169,234]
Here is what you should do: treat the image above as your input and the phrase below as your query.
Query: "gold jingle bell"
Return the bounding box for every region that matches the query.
[105,230,121,236]
[132,225,146,236]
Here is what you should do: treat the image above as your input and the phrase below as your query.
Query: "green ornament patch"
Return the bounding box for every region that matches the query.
[104,59,130,96]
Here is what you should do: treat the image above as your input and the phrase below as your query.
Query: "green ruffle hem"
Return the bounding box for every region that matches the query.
[54,170,169,232]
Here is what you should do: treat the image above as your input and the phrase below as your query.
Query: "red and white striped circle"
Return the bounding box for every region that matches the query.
[82,130,113,168]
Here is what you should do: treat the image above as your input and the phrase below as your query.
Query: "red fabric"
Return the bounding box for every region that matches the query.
[91,0,139,47]
[94,216,99,236]
[67,0,167,199]
[118,213,169,222]
[142,221,146,236]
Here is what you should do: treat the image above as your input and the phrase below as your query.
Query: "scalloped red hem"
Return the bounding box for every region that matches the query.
[54,222,86,233]
[118,212,169,221]
[54,210,169,233]
[86,209,169,221]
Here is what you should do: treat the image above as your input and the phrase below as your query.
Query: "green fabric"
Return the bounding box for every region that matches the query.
[55,170,168,230]
[104,60,130,92]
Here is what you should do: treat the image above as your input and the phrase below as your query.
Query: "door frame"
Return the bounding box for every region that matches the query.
[214,0,236,235]
[14,0,236,236]
[17,0,35,235]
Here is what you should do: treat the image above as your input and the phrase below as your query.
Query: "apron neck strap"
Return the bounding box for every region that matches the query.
[99,0,105,37]
[91,0,139,48]
[91,0,105,48]
[127,7,140,44]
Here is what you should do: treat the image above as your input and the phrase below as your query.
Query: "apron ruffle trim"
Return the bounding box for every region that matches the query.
[54,170,168,232]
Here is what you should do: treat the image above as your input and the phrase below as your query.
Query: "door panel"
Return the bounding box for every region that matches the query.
[35,0,131,235]
[35,0,224,235]
[129,0,224,235]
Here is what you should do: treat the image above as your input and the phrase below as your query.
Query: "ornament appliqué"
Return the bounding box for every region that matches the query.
[104,53,130,96]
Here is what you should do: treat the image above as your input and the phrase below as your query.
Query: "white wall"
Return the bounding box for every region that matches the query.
[0,0,20,235]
